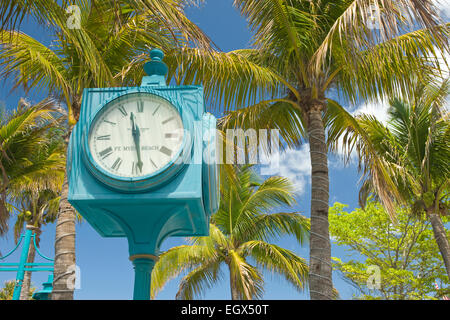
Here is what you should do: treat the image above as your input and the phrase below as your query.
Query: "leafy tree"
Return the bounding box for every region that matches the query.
[164,0,449,299]
[330,200,449,300]
[151,165,309,299]
[0,0,212,299]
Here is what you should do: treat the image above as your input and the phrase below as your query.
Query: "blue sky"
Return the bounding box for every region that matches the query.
[0,0,448,300]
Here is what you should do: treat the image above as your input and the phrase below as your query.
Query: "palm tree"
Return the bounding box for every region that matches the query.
[161,0,449,299]
[7,128,66,299]
[0,99,60,235]
[151,165,309,299]
[0,0,212,299]
[351,80,450,280]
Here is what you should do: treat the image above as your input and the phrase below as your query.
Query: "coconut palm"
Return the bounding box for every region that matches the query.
[151,165,309,299]
[349,79,450,280]
[0,99,60,235]
[160,0,449,299]
[7,127,66,299]
[0,0,212,299]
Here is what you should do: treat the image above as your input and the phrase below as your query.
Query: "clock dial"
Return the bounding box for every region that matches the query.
[88,93,184,178]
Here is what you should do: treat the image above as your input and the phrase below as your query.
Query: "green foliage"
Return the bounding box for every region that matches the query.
[329,200,449,300]
[151,165,309,299]
[0,280,35,300]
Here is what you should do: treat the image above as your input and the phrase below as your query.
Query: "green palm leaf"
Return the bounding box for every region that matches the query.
[239,240,308,291]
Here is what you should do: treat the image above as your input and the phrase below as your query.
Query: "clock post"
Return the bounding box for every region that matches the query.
[130,254,157,300]
[67,49,219,300]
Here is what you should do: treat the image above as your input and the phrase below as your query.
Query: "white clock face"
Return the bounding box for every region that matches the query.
[88,93,184,178]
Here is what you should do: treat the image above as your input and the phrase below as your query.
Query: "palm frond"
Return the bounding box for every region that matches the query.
[0,98,62,235]
[335,24,450,104]
[0,30,71,106]
[312,0,447,75]
[164,47,285,111]
[239,240,308,291]
[128,0,214,50]
[0,0,69,31]
[233,0,319,84]
[228,249,264,299]
[175,260,223,300]
[325,98,403,222]
[237,212,309,245]
[219,97,306,149]
[151,241,220,298]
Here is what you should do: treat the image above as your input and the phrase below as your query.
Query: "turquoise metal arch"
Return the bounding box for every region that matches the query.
[0,227,54,300]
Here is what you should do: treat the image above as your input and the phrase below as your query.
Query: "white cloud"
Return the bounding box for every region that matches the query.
[260,144,311,196]
[352,100,390,124]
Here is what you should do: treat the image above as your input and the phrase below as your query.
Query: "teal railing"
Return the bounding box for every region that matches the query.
[0,228,54,300]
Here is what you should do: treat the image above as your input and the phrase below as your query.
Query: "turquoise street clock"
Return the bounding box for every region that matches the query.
[67,49,219,300]
[84,90,193,192]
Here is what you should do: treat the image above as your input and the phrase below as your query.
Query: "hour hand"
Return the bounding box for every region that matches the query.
[130,112,143,173]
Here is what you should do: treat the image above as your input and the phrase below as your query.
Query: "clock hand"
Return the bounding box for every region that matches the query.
[130,112,143,173]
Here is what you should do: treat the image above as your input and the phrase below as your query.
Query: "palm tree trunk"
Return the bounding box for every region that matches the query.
[307,104,333,300]
[52,170,76,300]
[19,225,37,300]
[229,268,240,300]
[428,212,450,280]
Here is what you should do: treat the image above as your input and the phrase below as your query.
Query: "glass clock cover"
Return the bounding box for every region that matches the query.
[87,93,184,180]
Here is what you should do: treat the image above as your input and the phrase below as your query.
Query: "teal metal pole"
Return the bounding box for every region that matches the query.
[12,228,33,300]
[130,255,157,300]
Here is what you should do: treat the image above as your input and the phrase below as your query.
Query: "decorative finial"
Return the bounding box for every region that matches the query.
[143,48,168,77]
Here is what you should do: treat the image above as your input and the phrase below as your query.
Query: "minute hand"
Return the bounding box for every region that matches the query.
[130,112,143,173]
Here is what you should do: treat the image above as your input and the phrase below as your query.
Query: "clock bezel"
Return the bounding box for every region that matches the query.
[82,88,194,193]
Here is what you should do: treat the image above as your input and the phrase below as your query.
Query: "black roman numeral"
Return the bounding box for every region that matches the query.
[165,133,178,139]
[150,158,157,168]
[103,119,116,125]
[152,104,161,116]
[99,147,113,159]
[118,105,127,116]
[137,101,144,113]
[132,161,143,174]
[159,146,172,157]
[96,135,111,140]
[111,157,122,171]
[162,117,175,125]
